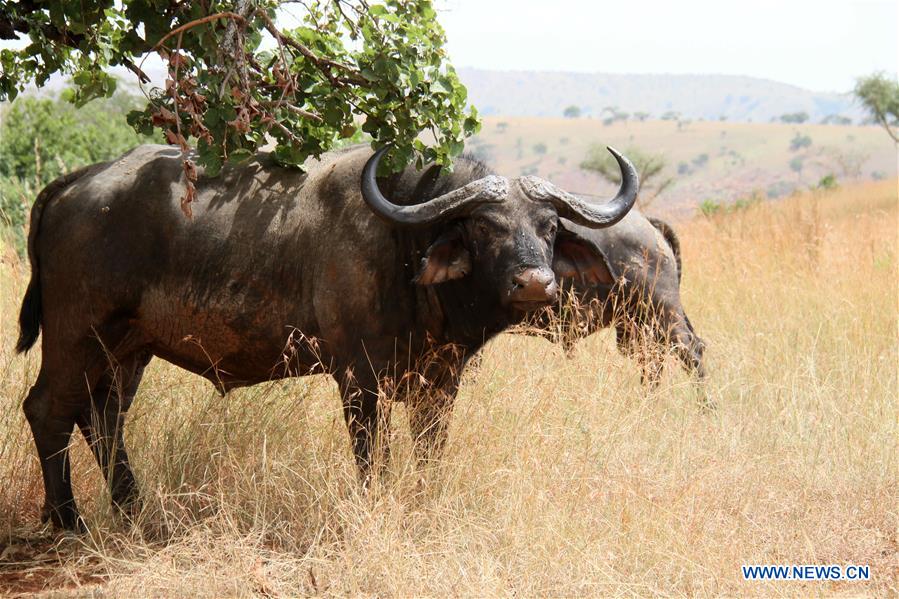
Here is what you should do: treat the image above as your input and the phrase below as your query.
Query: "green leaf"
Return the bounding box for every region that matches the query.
[228,148,254,163]
[0,0,480,177]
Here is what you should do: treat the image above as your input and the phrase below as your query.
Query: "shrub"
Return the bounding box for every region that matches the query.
[815,174,839,190]
[780,111,809,124]
[699,199,722,217]
[789,133,812,152]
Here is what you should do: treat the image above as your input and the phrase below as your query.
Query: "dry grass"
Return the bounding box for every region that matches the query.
[0,181,896,597]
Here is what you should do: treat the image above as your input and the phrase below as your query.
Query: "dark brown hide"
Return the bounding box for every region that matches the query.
[533,212,706,387]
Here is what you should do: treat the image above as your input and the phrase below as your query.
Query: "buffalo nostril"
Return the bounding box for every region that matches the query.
[545,280,559,298]
[513,269,554,288]
[510,267,557,304]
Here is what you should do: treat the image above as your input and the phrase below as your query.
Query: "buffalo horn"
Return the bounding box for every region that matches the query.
[519,146,639,228]
[361,146,507,227]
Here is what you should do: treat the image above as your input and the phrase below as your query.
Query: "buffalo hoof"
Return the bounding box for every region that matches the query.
[41,502,85,533]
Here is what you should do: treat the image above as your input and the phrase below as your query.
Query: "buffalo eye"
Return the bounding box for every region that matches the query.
[472,217,492,236]
[542,220,558,240]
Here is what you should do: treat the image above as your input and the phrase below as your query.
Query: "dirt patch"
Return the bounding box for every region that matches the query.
[0,534,105,597]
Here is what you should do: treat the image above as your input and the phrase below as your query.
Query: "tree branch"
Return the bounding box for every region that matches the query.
[268,118,305,145]
[260,101,323,122]
[875,113,899,143]
[255,9,367,86]
[121,58,152,84]
[154,12,247,50]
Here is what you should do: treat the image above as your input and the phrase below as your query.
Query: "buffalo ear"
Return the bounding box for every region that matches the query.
[415,230,471,285]
[552,225,615,286]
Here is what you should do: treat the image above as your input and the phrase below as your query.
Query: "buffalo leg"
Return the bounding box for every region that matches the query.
[640,357,664,389]
[616,321,664,388]
[675,315,707,382]
[76,352,150,513]
[336,366,391,484]
[671,319,714,409]
[25,325,143,530]
[23,373,87,530]
[407,369,461,466]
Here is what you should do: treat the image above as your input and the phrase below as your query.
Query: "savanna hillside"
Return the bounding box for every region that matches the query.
[0,179,895,595]
[468,116,897,216]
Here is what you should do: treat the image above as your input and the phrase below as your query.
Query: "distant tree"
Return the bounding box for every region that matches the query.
[677,162,691,175]
[719,115,728,122]
[780,112,810,124]
[766,181,796,199]
[601,105,629,126]
[496,121,509,133]
[691,153,709,168]
[0,87,153,186]
[854,72,899,143]
[814,174,838,190]
[563,105,581,118]
[789,133,812,152]
[533,142,547,155]
[815,146,868,179]
[661,111,680,121]
[821,114,852,125]
[580,144,673,209]
[0,86,154,251]
[634,111,651,122]
[789,156,804,178]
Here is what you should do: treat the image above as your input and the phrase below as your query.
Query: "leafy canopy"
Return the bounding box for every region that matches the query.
[0,0,480,192]
[854,72,899,143]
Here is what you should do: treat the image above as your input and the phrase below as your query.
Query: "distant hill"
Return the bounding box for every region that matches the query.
[467,116,896,218]
[459,69,865,124]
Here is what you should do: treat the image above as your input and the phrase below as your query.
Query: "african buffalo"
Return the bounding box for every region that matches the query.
[529,211,706,386]
[16,143,638,529]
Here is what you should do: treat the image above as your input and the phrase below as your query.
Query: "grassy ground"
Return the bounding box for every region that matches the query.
[0,181,896,596]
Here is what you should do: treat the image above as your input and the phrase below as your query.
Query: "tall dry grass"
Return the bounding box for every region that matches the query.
[0,181,896,596]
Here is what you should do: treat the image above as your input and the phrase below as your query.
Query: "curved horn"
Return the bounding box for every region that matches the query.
[519,146,639,228]
[361,146,508,227]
